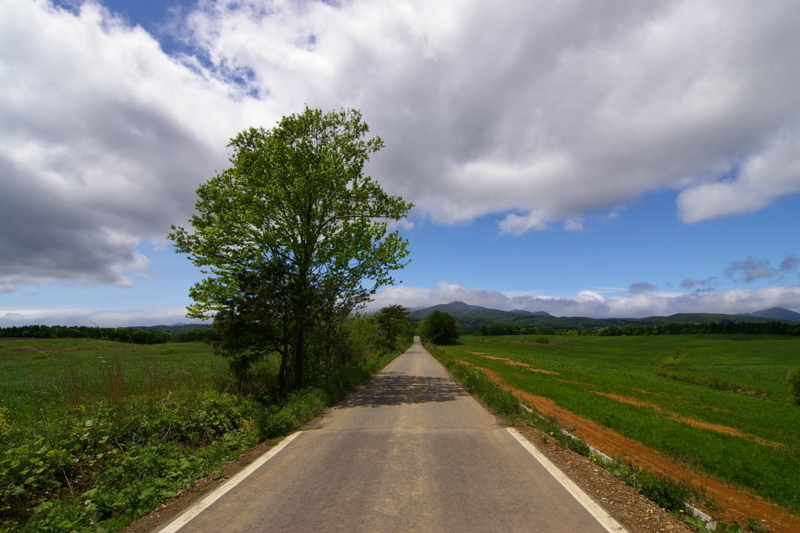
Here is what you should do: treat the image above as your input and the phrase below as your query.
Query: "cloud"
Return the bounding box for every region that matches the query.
[370,281,800,318]
[725,256,778,283]
[680,276,718,289]
[3,0,800,288]
[0,305,204,327]
[629,282,658,294]
[780,254,799,272]
[0,0,274,289]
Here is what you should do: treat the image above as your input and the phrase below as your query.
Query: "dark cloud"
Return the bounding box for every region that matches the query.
[629,282,658,294]
[780,254,799,271]
[680,276,718,289]
[724,256,776,283]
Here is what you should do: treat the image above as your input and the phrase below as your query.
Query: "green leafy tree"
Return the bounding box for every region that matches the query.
[374,304,411,350]
[421,310,459,345]
[789,366,800,405]
[169,108,412,395]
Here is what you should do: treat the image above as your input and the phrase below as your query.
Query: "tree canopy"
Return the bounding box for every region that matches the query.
[169,108,412,395]
[420,311,459,345]
[374,304,412,350]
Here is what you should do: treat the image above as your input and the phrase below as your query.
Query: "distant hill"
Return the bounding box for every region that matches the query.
[408,301,798,330]
[511,309,553,316]
[126,323,212,335]
[739,307,800,322]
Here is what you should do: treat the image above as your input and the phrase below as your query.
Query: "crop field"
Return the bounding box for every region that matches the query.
[439,334,800,517]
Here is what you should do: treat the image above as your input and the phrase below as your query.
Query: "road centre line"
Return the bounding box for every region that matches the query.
[506,428,628,533]
[156,431,303,533]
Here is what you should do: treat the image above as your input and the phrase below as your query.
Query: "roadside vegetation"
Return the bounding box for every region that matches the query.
[0,314,411,532]
[1,107,415,533]
[434,334,800,521]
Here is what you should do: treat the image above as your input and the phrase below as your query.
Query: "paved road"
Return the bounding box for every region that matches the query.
[159,338,620,532]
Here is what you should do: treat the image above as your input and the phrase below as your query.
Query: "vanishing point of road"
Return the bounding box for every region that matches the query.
[157,338,625,532]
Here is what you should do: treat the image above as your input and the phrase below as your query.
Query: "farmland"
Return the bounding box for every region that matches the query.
[438,334,800,518]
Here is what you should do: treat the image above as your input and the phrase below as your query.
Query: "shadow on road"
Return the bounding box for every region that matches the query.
[338,373,469,408]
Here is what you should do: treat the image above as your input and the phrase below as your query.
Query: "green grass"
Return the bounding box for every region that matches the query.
[441,334,800,514]
[0,338,227,420]
[0,337,405,532]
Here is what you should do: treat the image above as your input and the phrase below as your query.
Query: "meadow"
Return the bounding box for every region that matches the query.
[0,334,403,532]
[439,334,800,515]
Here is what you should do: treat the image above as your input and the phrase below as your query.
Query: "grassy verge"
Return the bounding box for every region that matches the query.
[0,339,406,532]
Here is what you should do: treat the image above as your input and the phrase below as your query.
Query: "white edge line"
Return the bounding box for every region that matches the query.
[507,428,628,533]
[157,431,303,533]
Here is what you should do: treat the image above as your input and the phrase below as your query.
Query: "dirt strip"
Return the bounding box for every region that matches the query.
[589,391,786,449]
[476,353,561,374]
[455,359,800,532]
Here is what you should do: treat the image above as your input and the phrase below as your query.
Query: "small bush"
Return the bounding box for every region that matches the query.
[602,459,694,513]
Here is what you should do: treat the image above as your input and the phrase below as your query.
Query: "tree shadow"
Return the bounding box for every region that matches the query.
[338,373,469,408]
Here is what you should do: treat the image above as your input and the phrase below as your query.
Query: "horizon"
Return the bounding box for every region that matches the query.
[2,302,798,330]
[2,0,800,328]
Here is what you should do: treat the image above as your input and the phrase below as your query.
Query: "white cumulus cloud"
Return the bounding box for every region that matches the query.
[2,0,800,289]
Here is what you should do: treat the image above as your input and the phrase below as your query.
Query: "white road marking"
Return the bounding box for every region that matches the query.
[507,428,628,533]
[156,431,303,533]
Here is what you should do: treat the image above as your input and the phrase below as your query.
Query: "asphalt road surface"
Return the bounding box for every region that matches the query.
[158,338,623,532]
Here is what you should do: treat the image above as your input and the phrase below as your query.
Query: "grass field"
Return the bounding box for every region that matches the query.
[0,338,228,420]
[440,334,800,515]
[0,335,405,532]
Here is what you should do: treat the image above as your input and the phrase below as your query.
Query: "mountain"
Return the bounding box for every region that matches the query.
[408,302,797,330]
[740,307,800,322]
[511,310,553,316]
[126,323,212,335]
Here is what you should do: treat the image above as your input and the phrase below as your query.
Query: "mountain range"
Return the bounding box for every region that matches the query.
[408,301,800,330]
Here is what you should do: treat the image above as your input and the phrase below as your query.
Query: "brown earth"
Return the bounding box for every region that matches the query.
[590,391,786,449]
[476,353,560,374]
[455,359,800,532]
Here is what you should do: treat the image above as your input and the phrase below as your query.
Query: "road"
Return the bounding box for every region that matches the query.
[157,338,623,532]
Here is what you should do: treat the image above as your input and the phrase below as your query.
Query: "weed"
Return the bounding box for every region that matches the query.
[745,517,771,532]
[682,514,743,532]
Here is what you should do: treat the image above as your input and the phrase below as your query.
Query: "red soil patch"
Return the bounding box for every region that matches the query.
[476,354,560,375]
[480,354,532,368]
[589,391,785,450]
[456,360,800,532]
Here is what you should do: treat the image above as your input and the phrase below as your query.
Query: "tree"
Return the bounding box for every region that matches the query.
[420,311,459,345]
[374,304,411,350]
[168,108,412,395]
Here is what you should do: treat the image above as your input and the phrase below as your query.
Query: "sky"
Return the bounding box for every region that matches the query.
[1,0,800,327]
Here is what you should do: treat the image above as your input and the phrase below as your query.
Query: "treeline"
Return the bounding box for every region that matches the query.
[475,321,800,337]
[0,325,172,344]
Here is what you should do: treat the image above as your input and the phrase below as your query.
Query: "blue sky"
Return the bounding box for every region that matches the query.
[1,0,799,326]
